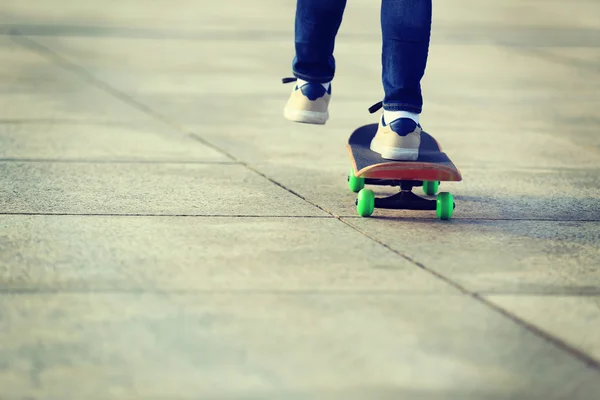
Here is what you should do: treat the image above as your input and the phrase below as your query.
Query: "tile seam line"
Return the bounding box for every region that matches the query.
[0,289,462,295]
[0,212,331,218]
[9,31,600,370]
[0,159,241,165]
[2,289,598,296]
[478,292,600,297]
[1,213,598,223]
[346,217,599,222]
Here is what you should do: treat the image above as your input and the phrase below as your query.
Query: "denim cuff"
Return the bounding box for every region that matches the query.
[292,71,334,84]
[382,103,422,114]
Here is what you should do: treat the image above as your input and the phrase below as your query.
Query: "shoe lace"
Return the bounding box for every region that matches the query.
[368,101,383,114]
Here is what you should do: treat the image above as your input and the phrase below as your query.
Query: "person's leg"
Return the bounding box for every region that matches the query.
[284,0,347,124]
[370,0,433,160]
[381,0,432,118]
[293,0,347,83]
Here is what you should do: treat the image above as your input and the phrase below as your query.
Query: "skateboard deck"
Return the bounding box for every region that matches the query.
[346,123,462,220]
[347,123,462,182]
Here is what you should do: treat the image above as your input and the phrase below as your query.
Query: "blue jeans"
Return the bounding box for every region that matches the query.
[292,0,432,113]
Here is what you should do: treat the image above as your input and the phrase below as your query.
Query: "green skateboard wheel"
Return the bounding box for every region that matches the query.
[357,189,375,217]
[436,192,454,220]
[348,168,365,193]
[422,180,439,196]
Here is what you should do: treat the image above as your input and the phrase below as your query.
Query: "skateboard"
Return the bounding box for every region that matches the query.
[346,123,462,220]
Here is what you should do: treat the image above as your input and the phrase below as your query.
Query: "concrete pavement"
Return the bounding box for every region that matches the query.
[1,1,599,398]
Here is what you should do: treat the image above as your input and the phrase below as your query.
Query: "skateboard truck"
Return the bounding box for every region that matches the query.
[348,174,456,220]
[365,190,437,211]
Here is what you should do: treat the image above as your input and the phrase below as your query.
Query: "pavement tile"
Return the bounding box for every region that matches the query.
[1,293,599,399]
[343,218,600,293]
[0,162,325,216]
[487,295,600,361]
[0,120,226,162]
[0,215,451,292]
[0,37,149,123]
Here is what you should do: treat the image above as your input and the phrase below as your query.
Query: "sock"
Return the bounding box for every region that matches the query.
[384,109,420,124]
[297,78,330,91]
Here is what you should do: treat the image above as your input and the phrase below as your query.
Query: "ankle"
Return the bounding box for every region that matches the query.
[383,109,420,124]
[297,78,330,91]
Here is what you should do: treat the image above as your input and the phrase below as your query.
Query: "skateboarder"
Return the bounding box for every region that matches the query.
[283,0,432,161]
